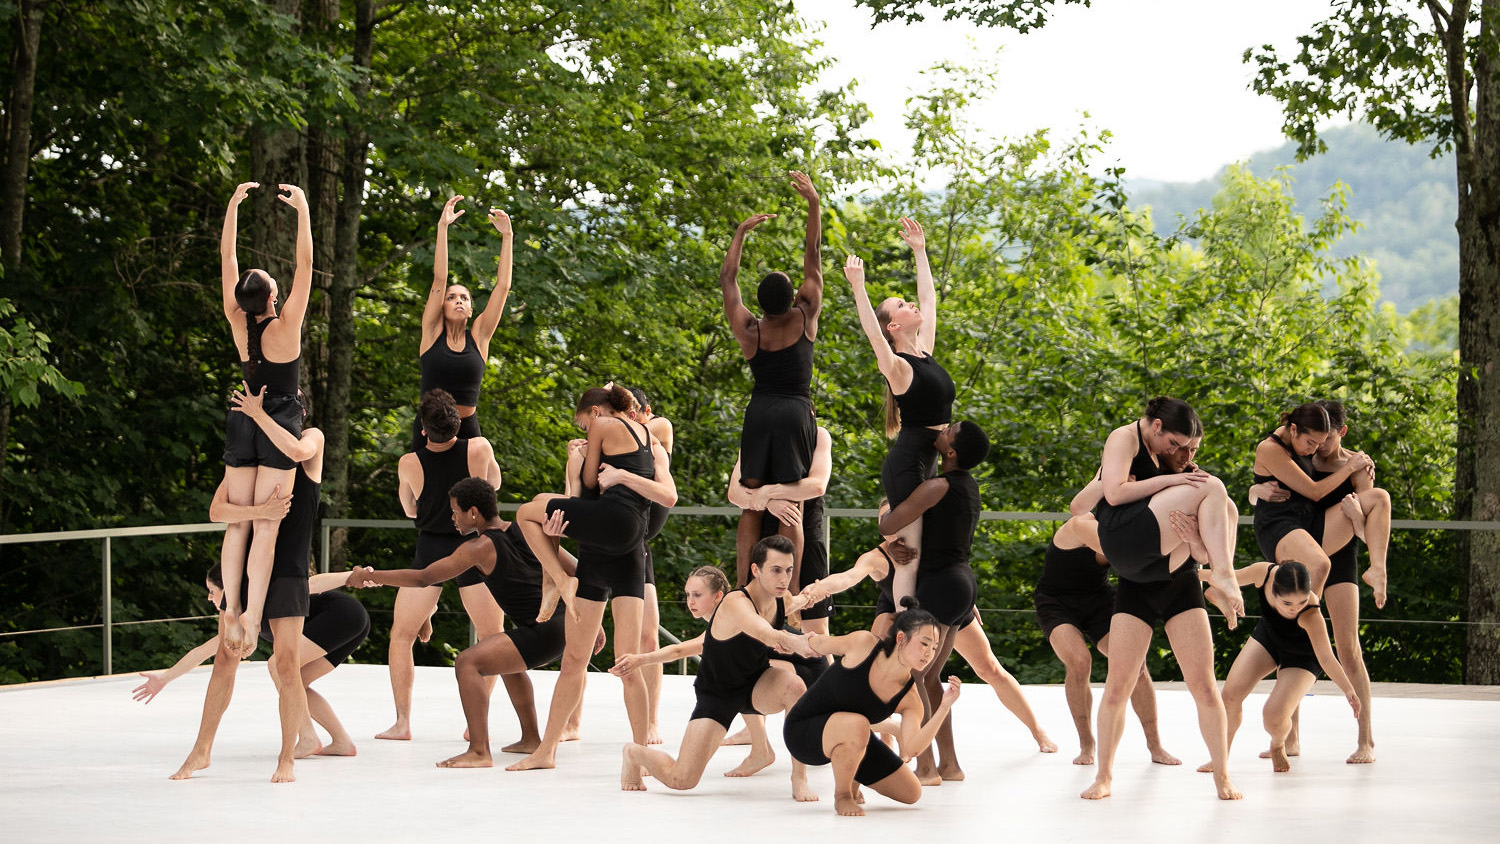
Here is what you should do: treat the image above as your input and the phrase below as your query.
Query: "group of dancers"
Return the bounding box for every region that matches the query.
[135,174,1390,813]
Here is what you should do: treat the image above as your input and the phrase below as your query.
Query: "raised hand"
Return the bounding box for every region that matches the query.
[842,254,865,286]
[940,674,962,707]
[898,217,925,251]
[789,170,818,204]
[489,207,511,236]
[230,182,259,206]
[736,213,776,235]
[276,184,308,213]
[440,195,467,227]
[132,672,168,704]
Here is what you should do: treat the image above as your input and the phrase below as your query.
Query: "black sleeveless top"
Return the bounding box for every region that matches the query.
[695,588,785,699]
[241,316,299,396]
[1094,421,1164,519]
[1253,434,1316,521]
[1258,563,1318,642]
[1037,540,1108,595]
[420,329,484,406]
[1309,465,1356,509]
[270,466,321,579]
[414,438,470,535]
[482,524,544,623]
[591,419,654,508]
[892,352,954,428]
[788,638,916,725]
[918,469,980,571]
[873,545,896,605]
[747,306,813,401]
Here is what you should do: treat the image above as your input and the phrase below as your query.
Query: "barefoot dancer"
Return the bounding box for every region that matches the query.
[509,385,676,770]
[379,389,505,741]
[721,172,823,578]
[349,478,593,767]
[844,219,948,612]
[1197,560,1361,773]
[411,196,512,449]
[728,425,833,619]
[616,544,820,800]
[877,422,1055,782]
[216,181,312,657]
[784,599,961,816]
[1083,397,1245,801]
[628,386,674,745]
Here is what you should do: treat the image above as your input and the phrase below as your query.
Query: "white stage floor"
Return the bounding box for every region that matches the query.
[2,664,1497,842]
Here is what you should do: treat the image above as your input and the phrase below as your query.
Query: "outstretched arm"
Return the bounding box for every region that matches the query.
[220,182,257,322]
[472,207,513,351]
[346,539,494,590]
[308,572,351,595]
[791,171,823,320]
[132,638,222,704]
[1302,611,1362,717]
[276,184,314,332]
[422,195,466,346]
[720,213,776,357]
[900,217,937,353]
[805,629,879,659]
[799,546,888,605]
[610,634,705,675]
[844,254,914,394]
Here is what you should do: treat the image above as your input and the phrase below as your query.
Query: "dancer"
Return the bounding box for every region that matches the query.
[349,478,595,767]
[508,385,676,770]
[785,599,960,816]
[137,564,369,759]
[616,543,819,799]
[379,389,504,740]
[1193,557,1360,773]
[720,171,823,575]
[877,421,1055,782]
[412,196,512,449]
[727,424,832,599]
[1084,396,1243,801]
[628,386,674,744]
[170,384,322,782]
[844,218,948,610]
[217,181,312,657]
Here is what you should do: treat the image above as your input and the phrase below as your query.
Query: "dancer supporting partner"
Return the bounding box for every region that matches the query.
[216,181,312,657]
[378,388,505,741]
[628,386,674,745]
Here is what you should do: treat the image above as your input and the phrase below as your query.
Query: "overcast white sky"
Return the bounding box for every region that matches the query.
[800,0,1335,183]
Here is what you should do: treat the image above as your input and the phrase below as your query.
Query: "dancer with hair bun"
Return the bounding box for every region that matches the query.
[627,386,674,744]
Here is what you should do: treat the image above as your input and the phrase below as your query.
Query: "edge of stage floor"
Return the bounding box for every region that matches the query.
[2,665,1497,843]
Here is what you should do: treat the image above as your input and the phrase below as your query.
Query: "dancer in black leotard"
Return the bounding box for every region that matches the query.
[720,172,823,575]
[350,478,590,767]
[1197,560,1359,774]
[615,542,819,800]
[627,386,674,745]
[729,425,832,604]
[412,196,513,450]
[785,599,960,816]
[844,218,949,610]
[379,389,504,741]
[217,181,313,658]
[508,385,677,771]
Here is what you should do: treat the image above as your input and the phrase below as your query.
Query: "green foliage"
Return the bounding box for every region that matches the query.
[0,297,82,407]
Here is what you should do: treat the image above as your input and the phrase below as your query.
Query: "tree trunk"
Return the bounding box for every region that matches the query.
[0,0,44,270]
[246,0,307,282]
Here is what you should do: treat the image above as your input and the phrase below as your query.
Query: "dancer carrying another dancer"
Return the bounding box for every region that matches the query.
[1083,397,1244,801]
[508,385,676,771]
[216,181,312,657]
[719,172,823,578]
[844,218,948,610]
[378,389,504,741]
[411,196,512,449]
[628,386,674,745]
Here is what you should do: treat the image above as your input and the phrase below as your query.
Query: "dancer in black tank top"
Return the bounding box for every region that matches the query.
[412,196,514,449]
[216,181,314,660]
[718,172,824,578]
[379,389,504,742]
[626,386,676,746]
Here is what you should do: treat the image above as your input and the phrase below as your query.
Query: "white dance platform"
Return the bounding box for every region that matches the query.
[2,665,1497,843]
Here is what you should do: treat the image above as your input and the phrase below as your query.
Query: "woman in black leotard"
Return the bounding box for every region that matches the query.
[413,196,513,450]
[785,598,960,816]
[217,181,313,657]
[627,386,675,745]
[719,172,823,578]
[844,217,949,609]
[1203,560,1359,774]
[508,385,676,771]
[614,543,819,799]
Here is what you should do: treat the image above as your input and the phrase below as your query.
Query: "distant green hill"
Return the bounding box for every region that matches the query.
[1130,123,1457,313]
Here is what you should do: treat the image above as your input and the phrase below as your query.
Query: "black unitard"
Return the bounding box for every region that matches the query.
[1033,540,1114,643]
[413,439,484,587]
[546,419,655,602]
[691,588,786,729]
[783,638,918,786]
[1248,564,1323,675]
[224,315,302,470]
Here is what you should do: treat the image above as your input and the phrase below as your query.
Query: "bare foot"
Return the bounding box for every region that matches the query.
[1196,761,1213,773]
[315,739,356,757]
[1204,577,1242,629]
[559,727,582,742]
[1269,745,1291,773]
[1036,732,1059,753]
[238,614,262,659]
[169,753,210,780]
[500,737,540,754]
[1259,743,1299,759]
[558,576,579,622]
[725,747,774,777]
[506,747,556,771]
[914,766,942,787]
[620,745,647,791]
[1363,567,1388,609]
[1080,778,1111,800]
[720,726,752,746]
[221,611,245,656]
[418,612,434,643]
[852,785,865,804]
[271,758,295,783]
[1347,744,1376,764]
[646,723,663,745]
[1214,772,1243,800]
[938,762,965,782]
[294,732,322,759]
[1340,493,1367,542]
[1072,747,1096,766]
[437,749,494,768]
[792,773,819,802]
[537,578,560,623]
[375,722,411,741]
[834,793,865,817]
[1149,745,1182,765]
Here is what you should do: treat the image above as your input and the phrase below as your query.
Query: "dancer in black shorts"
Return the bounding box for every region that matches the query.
[1197,560,1360,774]
[844,218,949,611]
[411,196,513,449]
[729,425,832,608]
[786,599,960,816]
[380,389,504,741]
[615,541,819,800]
[216,181,313,658]
[878,422,1055,781]
[628,386,674,745]
[719,172,823,574]
[1086,397,1244,802]
[509,385,677,771]
[350,478,587,767]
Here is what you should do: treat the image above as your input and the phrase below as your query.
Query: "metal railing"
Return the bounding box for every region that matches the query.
[2,506,1496,680]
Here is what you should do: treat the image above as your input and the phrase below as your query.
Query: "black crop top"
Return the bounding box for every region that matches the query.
[892,352,954,428]
[748,307,813,401]
[419,330,484,406]
[241,315,299,396]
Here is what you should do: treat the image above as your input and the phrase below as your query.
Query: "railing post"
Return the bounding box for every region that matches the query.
[101,537,112,676]
[321,523,330,574]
